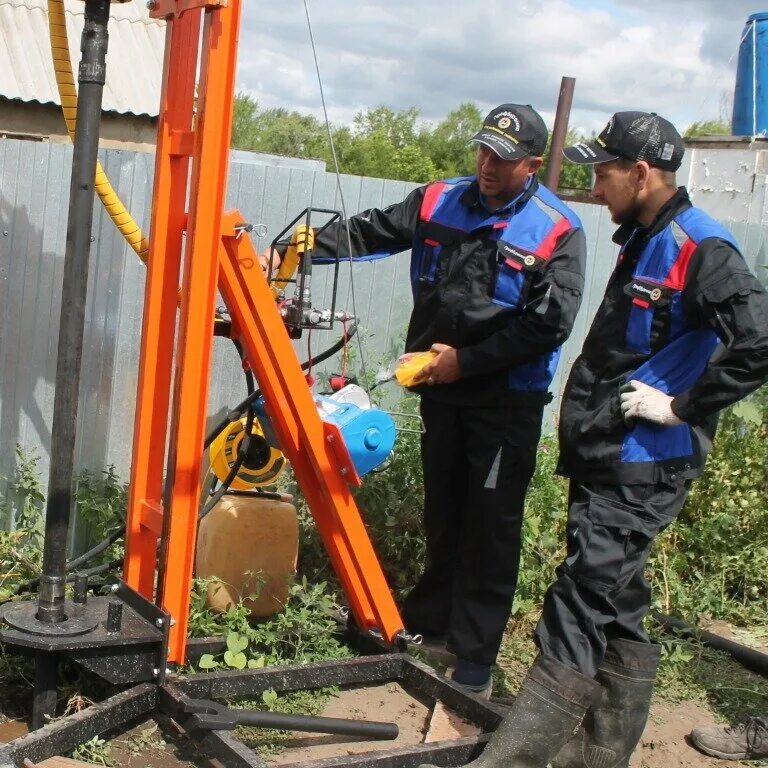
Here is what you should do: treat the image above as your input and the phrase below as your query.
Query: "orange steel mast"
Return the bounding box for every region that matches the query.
[123,0,405,666]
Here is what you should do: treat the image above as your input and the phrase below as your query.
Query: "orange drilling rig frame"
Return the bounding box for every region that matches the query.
[122,0,406,666]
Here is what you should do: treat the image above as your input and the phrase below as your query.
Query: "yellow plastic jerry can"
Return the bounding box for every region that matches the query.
[195,494,299,618]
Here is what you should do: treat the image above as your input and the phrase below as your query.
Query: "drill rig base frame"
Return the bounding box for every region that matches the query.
[0,655,501,768]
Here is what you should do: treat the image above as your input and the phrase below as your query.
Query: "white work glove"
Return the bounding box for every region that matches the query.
[619,380,684,427]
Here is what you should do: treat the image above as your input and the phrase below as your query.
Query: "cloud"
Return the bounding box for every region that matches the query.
[237,0,744,134]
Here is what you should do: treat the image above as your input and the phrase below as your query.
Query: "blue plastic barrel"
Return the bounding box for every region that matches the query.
[732,12,768,136]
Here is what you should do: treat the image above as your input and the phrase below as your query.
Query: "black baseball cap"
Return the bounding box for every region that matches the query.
[564,111,685,171]
[470,104,548,161]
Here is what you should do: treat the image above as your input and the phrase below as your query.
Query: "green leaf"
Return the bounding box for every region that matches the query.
[198,654,219,670]
[226,631,248,654]
[247,656,266,669]
[223,650,247,669]
[262,689,278,709]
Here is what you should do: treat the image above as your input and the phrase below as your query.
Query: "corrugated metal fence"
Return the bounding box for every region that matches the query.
[1,136,767,513]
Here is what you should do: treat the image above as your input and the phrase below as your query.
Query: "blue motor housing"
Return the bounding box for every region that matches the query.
[316,398,396,477]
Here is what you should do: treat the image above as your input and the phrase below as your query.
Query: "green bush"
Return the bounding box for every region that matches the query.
[647,389,768,624]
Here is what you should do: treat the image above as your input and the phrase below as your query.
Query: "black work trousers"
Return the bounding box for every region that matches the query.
[402,395,542,666]
[535,481,689,677]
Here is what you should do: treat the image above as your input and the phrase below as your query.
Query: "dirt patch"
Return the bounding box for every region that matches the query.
[267,682,479,765]
[0,718,28,742]
[89,715,215,768]
[631,700,748,767]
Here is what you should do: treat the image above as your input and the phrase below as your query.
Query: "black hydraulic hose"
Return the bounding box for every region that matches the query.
[653,612,768,676]
[204,322,358,451]
[13,556,124,597]
[199,338,256,517]
[227,707,398,740]
[13,525,124,596]
[200,455,244,519]
[66,525,124,571]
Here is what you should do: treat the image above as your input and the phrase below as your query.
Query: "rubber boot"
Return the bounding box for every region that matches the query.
[419,655,601,768]
[552,639,661,768]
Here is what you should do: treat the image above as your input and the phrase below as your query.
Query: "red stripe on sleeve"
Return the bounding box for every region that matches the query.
[420,182,446,222]
[535,217,572,259]
[665,238,697,290]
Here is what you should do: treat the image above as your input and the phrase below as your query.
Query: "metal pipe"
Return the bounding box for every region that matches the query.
[38,0,112,624]
[230,707,399,740]
[654,612,768,675]
[544,76,576,192]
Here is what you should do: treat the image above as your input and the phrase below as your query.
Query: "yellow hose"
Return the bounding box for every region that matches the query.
[48,0,150,263]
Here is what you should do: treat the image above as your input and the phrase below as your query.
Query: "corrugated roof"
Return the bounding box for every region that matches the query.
[0,0,165,116]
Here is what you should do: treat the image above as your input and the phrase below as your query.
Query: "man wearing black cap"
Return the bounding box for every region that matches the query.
[421,111,768,768]
[265,104,587,695]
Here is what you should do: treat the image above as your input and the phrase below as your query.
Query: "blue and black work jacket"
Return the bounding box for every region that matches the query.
[558,187,768,485]
[310,176,587,405]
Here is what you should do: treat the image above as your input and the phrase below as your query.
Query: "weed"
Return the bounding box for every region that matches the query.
[74,466,127,561]
[654,633,768,722]
[121,722,167,756]
[190,576,351,672]
[70,735,114,766]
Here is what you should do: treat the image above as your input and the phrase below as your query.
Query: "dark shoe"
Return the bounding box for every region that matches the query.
[419,654,601,768]
[448,660,493,700]
[690,717,768,760]
[552,638,661,768]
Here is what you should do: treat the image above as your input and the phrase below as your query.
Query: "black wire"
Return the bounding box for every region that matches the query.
[203,322,358,450]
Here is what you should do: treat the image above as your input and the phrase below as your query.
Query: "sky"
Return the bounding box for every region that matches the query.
[237,1,761,135]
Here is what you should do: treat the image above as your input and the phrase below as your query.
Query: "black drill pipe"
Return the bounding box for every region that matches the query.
[544,76,576,192]
[654,612,768,675]
[227,707,399,740]
[38,0,112,624]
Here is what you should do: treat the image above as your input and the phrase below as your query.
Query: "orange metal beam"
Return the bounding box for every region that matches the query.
[219,213,405,644]
[123,8,200,598]
[124,0,404,666]
[156,0,243,665]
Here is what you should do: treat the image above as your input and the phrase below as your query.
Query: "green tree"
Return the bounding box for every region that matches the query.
[421,102,482,177]
[231,93,330,161]
[684,119,730,138]
[538,129,592,193]
[352,105,420,148]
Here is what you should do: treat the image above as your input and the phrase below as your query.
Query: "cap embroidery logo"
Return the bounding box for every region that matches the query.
[492,111,521,132]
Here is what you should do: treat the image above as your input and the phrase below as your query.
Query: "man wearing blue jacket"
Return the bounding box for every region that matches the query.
[422,112,768,768]
[268,104,587,696]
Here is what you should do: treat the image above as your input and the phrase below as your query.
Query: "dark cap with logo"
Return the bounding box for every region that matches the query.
[564,111,685,171]
[470,104,548,161]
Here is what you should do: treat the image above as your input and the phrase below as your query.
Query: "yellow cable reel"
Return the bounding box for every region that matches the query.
[209,418,286,490]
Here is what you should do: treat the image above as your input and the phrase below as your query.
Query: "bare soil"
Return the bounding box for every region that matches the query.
[631,700,757,768]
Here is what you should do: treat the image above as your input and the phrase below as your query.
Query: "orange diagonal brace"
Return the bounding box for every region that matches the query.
[219,211,405,644]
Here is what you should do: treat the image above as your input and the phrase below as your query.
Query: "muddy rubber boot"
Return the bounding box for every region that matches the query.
[552,638,661,768]
[419,655,601,768]
[691,717,768,760]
